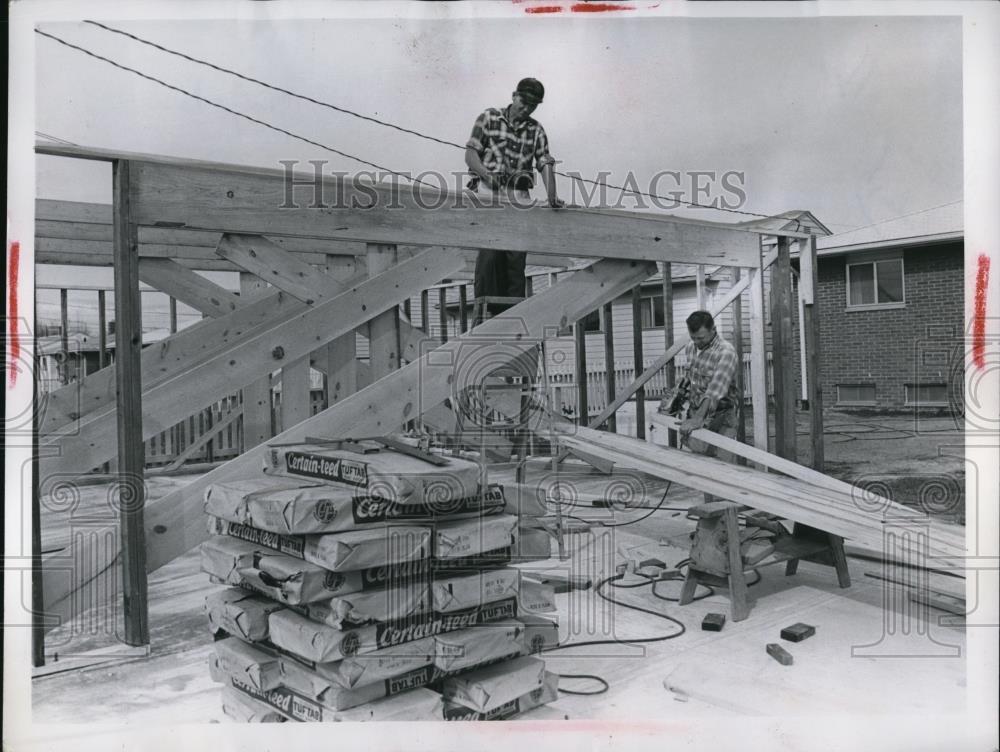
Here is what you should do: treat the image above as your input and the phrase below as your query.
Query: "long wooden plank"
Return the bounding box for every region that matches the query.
[217,233,328,304]
[322,254,358,406]
[366,243,401,381]
[127,159,760,267]
[112,160,149,646]
[137,258,244,317]
[41,247,466,477]
[557,426,965,562]
[801,235,825,471]
[42,259,653,613]
[238,273,272,449]
[771,236,796,460]
[748,259,769,452]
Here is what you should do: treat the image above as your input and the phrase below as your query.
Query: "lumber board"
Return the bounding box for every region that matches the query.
[36,258,655,623]
[748,262,768,452]
[238,273,272,449]
[279,357,313,432]
[366,243,401,380]
[556,425,965,565]
[322,254,359,406]
[126,158,759,266]
[40,247,466,477]
[112,159,150,645]
[649,412,965,559]
[217,233,327,304]
[137,258,244,317]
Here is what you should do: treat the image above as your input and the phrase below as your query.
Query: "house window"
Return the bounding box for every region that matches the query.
[846,256,905,309]
[639,296,665,329]
[837,383,876,406]
[905,383,949,406]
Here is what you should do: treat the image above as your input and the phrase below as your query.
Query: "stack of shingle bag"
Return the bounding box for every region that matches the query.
[200,438,561,722]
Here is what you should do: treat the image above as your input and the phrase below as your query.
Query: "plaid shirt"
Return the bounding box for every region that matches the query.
[682,333,740,413]
[466,106,555,190]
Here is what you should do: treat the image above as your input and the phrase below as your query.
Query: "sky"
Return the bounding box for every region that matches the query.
[30,12,963,323]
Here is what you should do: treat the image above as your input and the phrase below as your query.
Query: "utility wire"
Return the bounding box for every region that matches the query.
[79,20,799,224]
[825,199,962,238]
[35,28,441,191]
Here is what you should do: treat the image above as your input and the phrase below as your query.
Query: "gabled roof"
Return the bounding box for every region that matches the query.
[816,201,962,255]
[737,210,833,237]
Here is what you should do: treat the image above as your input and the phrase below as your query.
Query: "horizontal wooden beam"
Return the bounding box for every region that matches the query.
[36,200,584,273]
[41,247,467,476]
[125,159,760,266]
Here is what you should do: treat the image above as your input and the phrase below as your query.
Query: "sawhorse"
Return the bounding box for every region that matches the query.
[679,500,851,621]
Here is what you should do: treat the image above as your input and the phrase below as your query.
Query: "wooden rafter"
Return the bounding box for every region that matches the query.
[137,258,245,317]
[40,246,468,477]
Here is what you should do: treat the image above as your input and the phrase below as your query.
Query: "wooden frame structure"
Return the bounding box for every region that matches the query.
[33,143,827,653]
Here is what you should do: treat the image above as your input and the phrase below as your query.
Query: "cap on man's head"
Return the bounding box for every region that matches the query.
[516,77,545,105]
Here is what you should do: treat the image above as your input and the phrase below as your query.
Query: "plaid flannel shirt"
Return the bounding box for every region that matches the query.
[466,106,555,191]
[682,333,740,413]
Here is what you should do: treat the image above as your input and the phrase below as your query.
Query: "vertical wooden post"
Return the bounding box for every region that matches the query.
[240,271,272,448]
[696,265,706,309]
[112,159,149,646]
[661,262,677,447]
[168,296,177,334]
[771,235,797,461]
[420,290,430,334]
[98,289,108,369]
[797,271,808,404]
[801,235,825,471]
[280,357,312,433]
[59,288,69,384]
[632,287,646,440]
[324,255,358,405]
[459,284,468,333]
[367,243,400,381]
[749,243,769,453]
[438,286,448,343]
[574,318,588,425]
[32,291,45,667]
[731,267,747,450]
[602,302,616,433]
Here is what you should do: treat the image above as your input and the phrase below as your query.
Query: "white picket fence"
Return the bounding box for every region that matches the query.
[546,353,773,419]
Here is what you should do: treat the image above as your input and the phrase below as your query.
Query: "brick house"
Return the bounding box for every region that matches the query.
[811,202,963,411]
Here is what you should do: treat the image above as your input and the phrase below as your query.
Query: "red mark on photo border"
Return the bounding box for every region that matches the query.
[518,1,648,12]
[570,2,637,10]
[972,252,990,370]
[8,240,21,386]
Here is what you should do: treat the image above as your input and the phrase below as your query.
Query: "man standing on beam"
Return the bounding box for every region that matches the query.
[465,77,565,321]
[669,310,741,498]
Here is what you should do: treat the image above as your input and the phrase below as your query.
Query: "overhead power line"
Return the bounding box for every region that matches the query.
[78,20,795,224]
[35,28,441,190]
